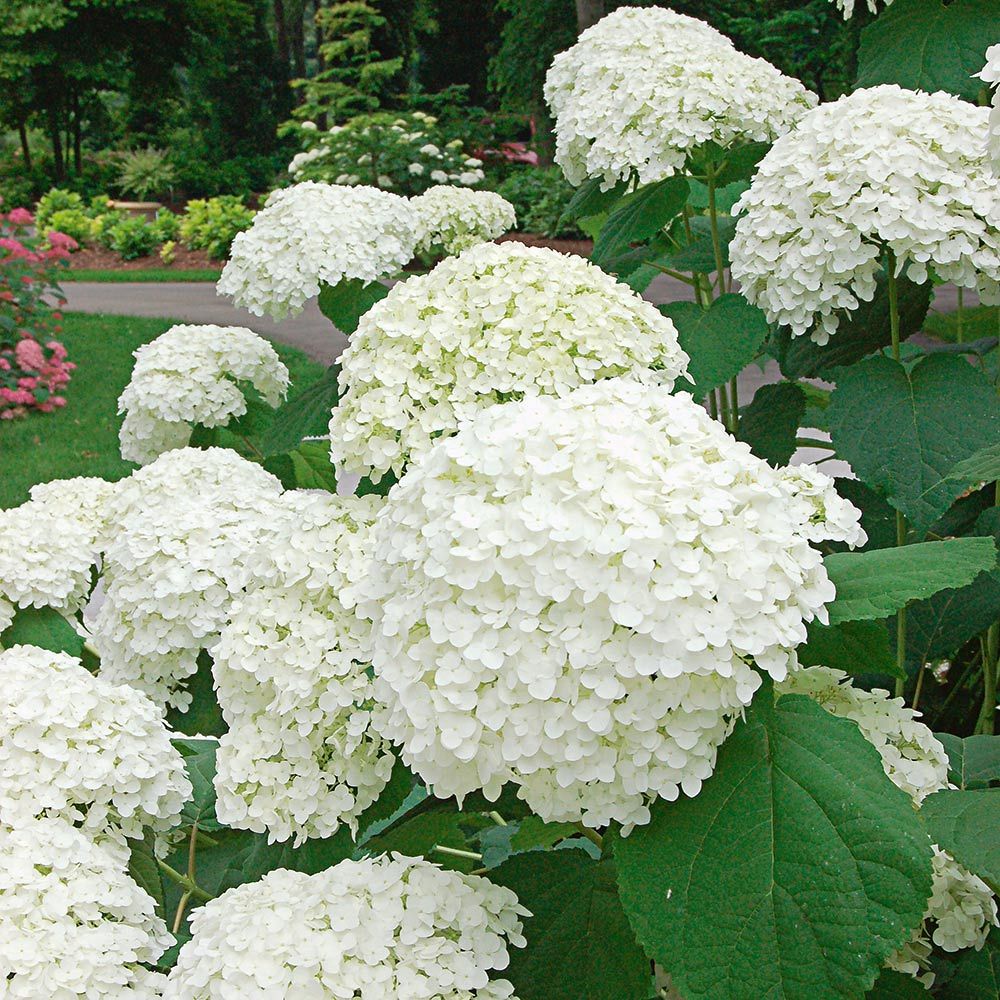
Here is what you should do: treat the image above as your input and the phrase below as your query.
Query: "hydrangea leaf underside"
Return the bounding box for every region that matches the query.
[921,789,1000,894]
[611,689,934,1000]
[258,364,340,457]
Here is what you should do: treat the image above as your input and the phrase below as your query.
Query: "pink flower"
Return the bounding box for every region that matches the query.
[6,208,33,226]
[17,376,38,390]
[14,337,45,371]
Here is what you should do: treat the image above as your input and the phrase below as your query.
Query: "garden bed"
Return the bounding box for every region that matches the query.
[67,245,218,272]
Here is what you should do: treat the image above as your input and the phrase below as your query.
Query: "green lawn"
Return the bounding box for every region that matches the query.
[0,312,324,509]
[61,268,222,283]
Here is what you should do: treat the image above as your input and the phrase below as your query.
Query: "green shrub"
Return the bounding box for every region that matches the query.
[44,208,91,246]
[91,210,128,250]
[115,147,176,201]
[494,167,582,239]
[35,188,86,236]
[178,196,255,259]
[107,216,160,260]
[150,209,180,243]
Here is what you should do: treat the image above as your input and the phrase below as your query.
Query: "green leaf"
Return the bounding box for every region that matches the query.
[921,789,1000,893]
[714,142,771,186]
[289,439,337,491]
[942,925,1000,998]
[771,272,932,380]
[591,176,689,266]
[174,738,224,832]
[799,619,901,678]
[611,686,933,1000]
[823,537,998,625]
[865,969,930,999]
[737,382,806,466]
[165,651,226,738]
[924,305,1000,345]
[948,442,1000,485]
[827,354,1000,535]
[833,480,899,553]
[558,177,626,226]
[128,832,166,919]
[662,294,769,398]
[938,734,1000,790]
[492,850,653,1000]
[317,277,389,335]
[666,215,737,273]
[0,605,83,657]
[259,365,340,457]
[366,807,483,872]
[856,0,996,100]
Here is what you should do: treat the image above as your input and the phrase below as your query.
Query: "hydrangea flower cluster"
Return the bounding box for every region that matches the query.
[212,490,395,844]
[358,378,865,829]
[0,475,115,633]
[93,448,283,710]
[731,85,1000,343]
[118,324,289,465]
[977,44,1000,172]
[217,182,419,319]
[0,816,170,998]
[329,242,690,480]
[779,666,998,984]
[543,7,816,188]
[832,0,891,15]
[412,186,517,256]
[0,644,191,839]
[163,855,527,999]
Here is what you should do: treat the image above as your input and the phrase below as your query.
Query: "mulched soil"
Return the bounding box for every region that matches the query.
[500,232,593,257]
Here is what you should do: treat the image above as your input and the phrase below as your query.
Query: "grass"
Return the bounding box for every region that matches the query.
[61,268,222,283]
[0,312,324,509]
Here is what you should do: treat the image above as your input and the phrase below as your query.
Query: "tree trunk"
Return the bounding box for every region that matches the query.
[48,106,65,181]
[71,92,82,174]
[574,0,604,34]
[290,0,306,79]
[17,121,32,172]
[273,0,290,73]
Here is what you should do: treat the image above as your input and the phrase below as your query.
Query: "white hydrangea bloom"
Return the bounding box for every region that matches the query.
[164,855,527,1000]
[118,324,289,465]
[212,491,394,845]
[833,0,892,15]
[0,816,170,999]
[0,476,115,623]
[977,44,1000,172]
[779,666,998,983]
[543,7,816,188]
[217,182,419,319]
[411,186,517,256]
[93,448,283,711]
[359,379,864,829]
[329,242,690,481]
[0,644,191,839]
[731,85,1000,343]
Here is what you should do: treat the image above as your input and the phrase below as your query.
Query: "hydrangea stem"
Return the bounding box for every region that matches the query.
[706,165,739,432]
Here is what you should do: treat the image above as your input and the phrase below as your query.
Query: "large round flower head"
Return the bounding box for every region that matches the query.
[0,476,115,625]
[543,7,816,188]
[0,644,191,838]
[328,241,690,480]
[731,85,1000,344]
[977,44,1000,172]
[358,378,865,829]
[164,854,527,999]
[778,666,998,984]
[0,816,170,998]
[118,324,290,465]
[92,447,283,711]
[411,186,517,256]
[212,490,394,845]
[217,182,419,319]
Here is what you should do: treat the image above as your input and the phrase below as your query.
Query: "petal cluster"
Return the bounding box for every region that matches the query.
[217,182,419,319]
[833,0,891,15]
[779,665,998,983]
[92,448,284,711]
[977,44,1000,173]
[411,186,517,256]
[543,7,816,188]
[212,491,395,845]
[731,85,1000,343]
[163,855,527,999]
[0,816,170,998]
[359,378,864,829]
[118,324,289,465]
[329,242,689,480]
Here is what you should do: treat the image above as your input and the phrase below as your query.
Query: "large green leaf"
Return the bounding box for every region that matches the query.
[771,273,931,380]
[591,176,689,266]
[612,686,933,1000]
[938,734,1000,790]
[259,364,340,457]
[941,925,1000,998]
[737,382,807,466]
[128,832,166,919]
[948,442,1000,485]
[798,619,901,678]
[662,294,769,397]
[174,738,224,832]
[289,439,337,491]
[666,215,737,273]
[558,177,626,227]
[0,605,83,657]
[921,789,1000,893]
[165,651,226,738]
[823,537,998,625]
[866,969,930,999]
[317,278,389,335]
[491,850,653,1000]
[856,0,996,100]
[827,354,1000,535]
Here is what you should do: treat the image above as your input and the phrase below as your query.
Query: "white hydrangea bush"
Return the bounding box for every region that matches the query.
[217,182,419,318]
[163,855,528,999]
[779,666,999,984]
[0,816,171,998]
[412,185,517,256]
[978,43,1000,172]
[731,85,1000,343]
[543,7,816,188]
[358,379,865,829]
[118,324,289,465]
[329,241,690,480]
[212,490,395,845]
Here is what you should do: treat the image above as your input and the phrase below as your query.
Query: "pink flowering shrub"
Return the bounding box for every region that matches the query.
[0,205,76,419]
